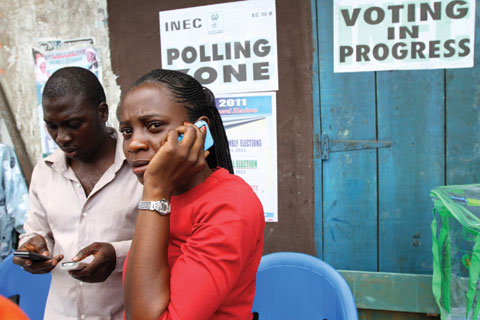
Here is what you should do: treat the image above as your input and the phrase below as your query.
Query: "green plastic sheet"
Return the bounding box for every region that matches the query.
[431,184,480,320]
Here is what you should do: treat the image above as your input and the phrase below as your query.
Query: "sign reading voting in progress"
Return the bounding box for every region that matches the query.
[334,0,475,73]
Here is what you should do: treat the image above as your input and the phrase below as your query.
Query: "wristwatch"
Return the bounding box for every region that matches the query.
[138,199,171,216]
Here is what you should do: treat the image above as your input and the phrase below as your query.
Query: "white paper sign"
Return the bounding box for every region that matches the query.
[216,92,278,222]
[334,0,476,73]
[160,0,278,94]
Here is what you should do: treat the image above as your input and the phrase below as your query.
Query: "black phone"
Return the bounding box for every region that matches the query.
[13,250,52,261]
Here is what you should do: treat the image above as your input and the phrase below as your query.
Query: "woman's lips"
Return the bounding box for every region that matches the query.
[131,160,149,175]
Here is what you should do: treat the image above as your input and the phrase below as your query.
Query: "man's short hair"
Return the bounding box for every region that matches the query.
[42,67,106,108]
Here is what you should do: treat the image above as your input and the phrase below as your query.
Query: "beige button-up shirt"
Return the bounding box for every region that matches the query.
[20,130,142,320]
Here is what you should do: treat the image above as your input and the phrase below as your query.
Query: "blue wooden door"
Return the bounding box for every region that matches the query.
[313,0,480,274]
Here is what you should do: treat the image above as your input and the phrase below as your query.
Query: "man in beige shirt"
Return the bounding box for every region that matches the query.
[13,67,142,319]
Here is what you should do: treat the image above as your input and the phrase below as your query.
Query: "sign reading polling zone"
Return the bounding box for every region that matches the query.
[159,0,278,94]
[334,0,475,72]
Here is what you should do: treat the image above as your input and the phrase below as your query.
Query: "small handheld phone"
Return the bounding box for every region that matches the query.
[178,120,214,150]
[13,250,52,261]
[60,261,89,271]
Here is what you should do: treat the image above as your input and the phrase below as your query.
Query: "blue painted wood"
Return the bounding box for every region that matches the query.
[316,0,378,271]
[377,70,445,274]
[311,0,323,258]
[339,270,439,313]
[446,0,480,185]
[312,0,480,276]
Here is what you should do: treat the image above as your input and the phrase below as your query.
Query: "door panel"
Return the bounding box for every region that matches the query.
[316,0,378,271]
[377,70,445,274]
[446,28,480,185]
[323,150,378,270]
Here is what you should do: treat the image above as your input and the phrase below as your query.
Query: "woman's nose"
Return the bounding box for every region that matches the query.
[128,130,149,153]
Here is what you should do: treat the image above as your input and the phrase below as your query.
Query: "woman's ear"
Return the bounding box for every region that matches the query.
[195,116,210,128]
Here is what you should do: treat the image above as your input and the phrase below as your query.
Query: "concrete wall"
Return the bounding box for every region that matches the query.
[0,0,120,166]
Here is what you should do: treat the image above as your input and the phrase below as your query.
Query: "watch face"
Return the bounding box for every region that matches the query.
[156,200,171,215]
[159,201,168,212]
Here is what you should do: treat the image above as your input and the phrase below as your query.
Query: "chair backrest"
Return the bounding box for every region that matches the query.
[252,252,358,320]
[0,253,51,320]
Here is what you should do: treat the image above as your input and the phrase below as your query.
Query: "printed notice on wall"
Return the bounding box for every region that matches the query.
[216,92,278,222]
[334,0,475,73]
[33,38,102,157]
[159,0,278,94]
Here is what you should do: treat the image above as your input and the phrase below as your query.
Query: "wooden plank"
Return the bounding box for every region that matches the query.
[311,0,323,257]
[358,310,439,320]
[377,70,445,274]
[316,0,378,271]
[445,0,480,185]
[0,82,33,185]
[339,270,440,314]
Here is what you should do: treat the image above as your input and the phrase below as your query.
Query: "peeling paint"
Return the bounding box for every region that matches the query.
[473,143,480,158]
[345,153,353,164]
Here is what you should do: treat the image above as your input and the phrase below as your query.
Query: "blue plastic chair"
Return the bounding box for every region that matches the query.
[0,253,51,320]
[252,252,358,320]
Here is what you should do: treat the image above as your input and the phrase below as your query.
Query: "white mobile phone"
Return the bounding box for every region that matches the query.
[60,261,88,271]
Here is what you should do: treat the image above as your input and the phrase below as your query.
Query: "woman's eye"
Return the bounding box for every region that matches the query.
[120,128,133,136]
[147,122,163,130]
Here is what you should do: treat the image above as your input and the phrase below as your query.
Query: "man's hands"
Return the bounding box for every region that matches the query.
[13,236,116,283]
[68,242,116,283]
[13,234,63,274]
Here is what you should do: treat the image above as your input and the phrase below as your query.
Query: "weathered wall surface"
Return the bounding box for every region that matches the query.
[0,0,120,166]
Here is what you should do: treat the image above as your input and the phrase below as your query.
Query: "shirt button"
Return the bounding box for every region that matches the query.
[83,212,88,217]
[79,282,83,286]
[80,315,85,320]
[77,183,82,188]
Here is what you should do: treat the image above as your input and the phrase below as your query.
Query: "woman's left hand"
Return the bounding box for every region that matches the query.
[142,122,208,199]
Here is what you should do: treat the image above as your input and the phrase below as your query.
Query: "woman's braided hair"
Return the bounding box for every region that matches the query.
[124,69,234,173]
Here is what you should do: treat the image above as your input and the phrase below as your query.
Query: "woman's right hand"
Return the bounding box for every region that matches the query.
[142,122,208,199]
[12,235,63,274]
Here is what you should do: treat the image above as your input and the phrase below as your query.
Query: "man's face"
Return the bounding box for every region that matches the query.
[43,93,107,160]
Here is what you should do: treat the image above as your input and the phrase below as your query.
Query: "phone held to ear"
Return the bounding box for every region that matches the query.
[60,261,89,271]
[13,250,52,261]
[178,120,214,151]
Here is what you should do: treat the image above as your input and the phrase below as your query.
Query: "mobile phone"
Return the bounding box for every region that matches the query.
[178,120,214,150]
[60,261,88,271]
[13,251,52,261]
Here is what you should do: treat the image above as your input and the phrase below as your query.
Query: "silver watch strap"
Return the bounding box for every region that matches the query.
[138,200,171,215]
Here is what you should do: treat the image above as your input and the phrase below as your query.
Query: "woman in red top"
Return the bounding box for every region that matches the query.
[119,69,265,320]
